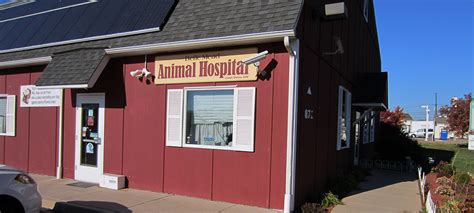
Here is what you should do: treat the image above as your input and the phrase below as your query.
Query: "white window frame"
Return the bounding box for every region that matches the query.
[0,94,16,137]
[166,86,256,152]
[363,0,369,22]
[337,86,351,150]
[182,86,235,151]
[362,114,369,144]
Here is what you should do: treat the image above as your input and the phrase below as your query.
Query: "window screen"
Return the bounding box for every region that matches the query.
[185,90,234,147]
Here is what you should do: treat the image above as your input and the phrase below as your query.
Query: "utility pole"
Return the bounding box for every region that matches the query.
[433,93,438,141]
[422,105,430,141]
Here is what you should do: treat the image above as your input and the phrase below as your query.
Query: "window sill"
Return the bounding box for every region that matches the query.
[337,146,350,151]
[170,143,254,152]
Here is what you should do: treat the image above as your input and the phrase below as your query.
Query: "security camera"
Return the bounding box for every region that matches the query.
[130,69,142,78]
[241,50,269,66]
[142,68,153,78]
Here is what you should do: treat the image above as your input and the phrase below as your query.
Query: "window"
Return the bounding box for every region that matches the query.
[166,87,256,152]
[337,86,351,150]
[363,0,369,22]
[185,90,234,147]
[362,114,369,144]
[0,95,16,136]
[369,111,375,143]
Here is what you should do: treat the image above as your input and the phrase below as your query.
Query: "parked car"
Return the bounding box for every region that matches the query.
[410,128,433,138]
[0,165,41,213]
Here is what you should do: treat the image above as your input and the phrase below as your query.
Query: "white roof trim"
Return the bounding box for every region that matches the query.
[36,84,88,89]
[0,56,52,69]
[353,102,387,110]
[105,30,295,57]
[0,27,161,54]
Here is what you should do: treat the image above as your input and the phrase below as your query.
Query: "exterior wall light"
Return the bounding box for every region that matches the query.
[324,2,348,20]
[323,36,344,55]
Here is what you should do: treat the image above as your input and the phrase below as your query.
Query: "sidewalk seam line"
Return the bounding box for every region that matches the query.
[218,204,236,213]
[127,195,172,208]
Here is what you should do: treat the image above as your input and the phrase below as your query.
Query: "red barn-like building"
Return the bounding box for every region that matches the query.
[0,0,387,211]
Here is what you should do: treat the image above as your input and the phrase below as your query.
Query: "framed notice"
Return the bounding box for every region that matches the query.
[20,85,62,107]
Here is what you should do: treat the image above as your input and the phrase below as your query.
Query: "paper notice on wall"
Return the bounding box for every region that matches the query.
[469,135,474,151]
[20,85,62,107]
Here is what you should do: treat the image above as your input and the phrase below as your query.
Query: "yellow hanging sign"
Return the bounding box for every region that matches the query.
[154,48,258,84]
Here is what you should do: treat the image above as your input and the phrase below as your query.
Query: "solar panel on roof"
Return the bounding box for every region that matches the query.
[0,0,176,52]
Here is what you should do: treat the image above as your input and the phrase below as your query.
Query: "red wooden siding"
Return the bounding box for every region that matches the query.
[28,72,58,175]
[0,41,289,210]
[121,57,165,192]
[269,52,290,209]
[0,68,58,176]
[62,89,75,179]
[293,0,382,207]
[0,47,290,210]
[5,72,30,171]
[55,46,290,209]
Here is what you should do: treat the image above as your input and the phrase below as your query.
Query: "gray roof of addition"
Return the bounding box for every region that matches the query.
[35,48,107,86]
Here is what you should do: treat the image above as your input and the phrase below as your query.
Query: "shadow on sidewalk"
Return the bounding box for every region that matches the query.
[52,201,131,213]
[332,169,422,213]
[348,169,418,197]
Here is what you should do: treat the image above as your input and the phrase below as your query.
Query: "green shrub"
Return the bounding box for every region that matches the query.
[454,172,472,186]
[442,199,461,213]
[431,161,449,173]
[436,176,453,186]
[327,174,359,198]
[321,192,343,208]
[438,164,456,177]
[300,203,326,213]
[435,185,455,196]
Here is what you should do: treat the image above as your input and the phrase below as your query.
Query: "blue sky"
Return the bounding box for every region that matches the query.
[374,0,473,120]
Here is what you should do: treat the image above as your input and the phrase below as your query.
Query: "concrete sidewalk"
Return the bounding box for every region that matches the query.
[332,170,421,213]
[32,174,279,213]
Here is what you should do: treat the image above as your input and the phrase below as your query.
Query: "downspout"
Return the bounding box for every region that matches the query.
[284,36,299,213]
[56,89,64,179]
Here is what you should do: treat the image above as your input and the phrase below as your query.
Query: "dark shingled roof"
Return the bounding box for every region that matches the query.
[1,0,302,86]
[35,48,109,86]
[0,0,303,62]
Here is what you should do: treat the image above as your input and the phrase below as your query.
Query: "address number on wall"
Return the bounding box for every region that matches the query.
[304,109,314,120]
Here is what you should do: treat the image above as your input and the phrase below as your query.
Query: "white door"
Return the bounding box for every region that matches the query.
[75,93,105,183]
